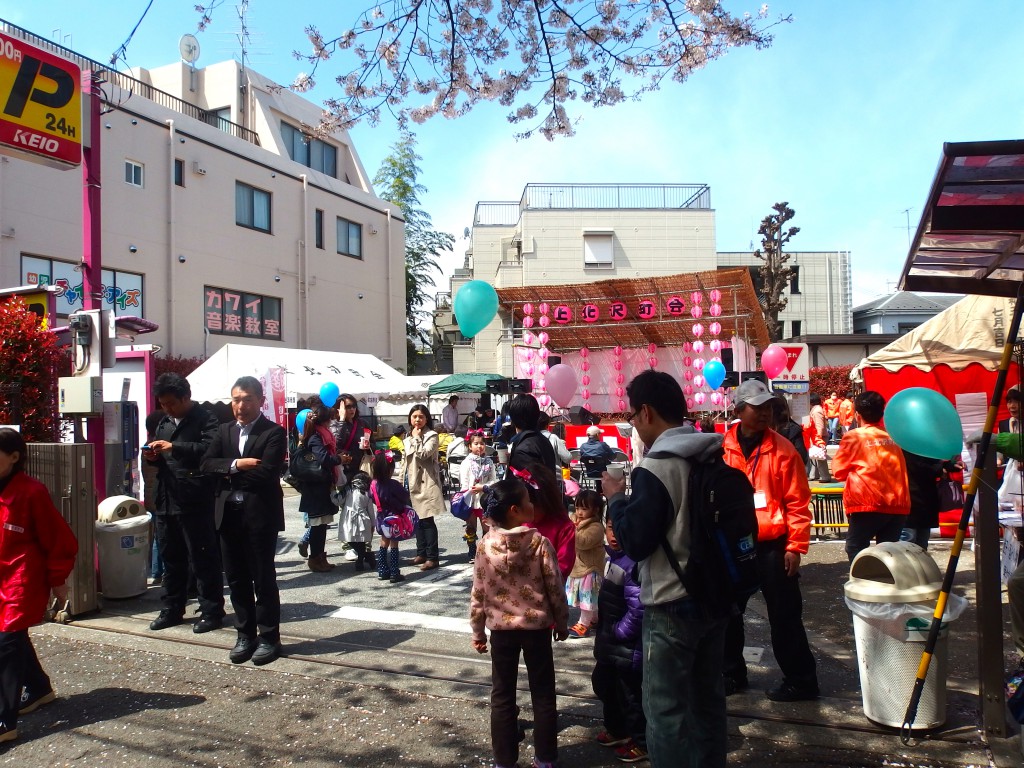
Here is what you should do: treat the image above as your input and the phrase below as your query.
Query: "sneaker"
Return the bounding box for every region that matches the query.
[0,724,16,744]
[344,549,359,561]
[149,609,184,631]
[19,688,56,715]
[766,680,819,702]
[615,742,649,763]
[567,622,591,639]
[596,730,631,748]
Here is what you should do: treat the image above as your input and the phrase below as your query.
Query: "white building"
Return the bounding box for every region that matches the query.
[0,23,407,370]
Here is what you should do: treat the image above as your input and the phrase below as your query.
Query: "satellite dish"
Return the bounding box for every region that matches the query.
[179,34,200,64]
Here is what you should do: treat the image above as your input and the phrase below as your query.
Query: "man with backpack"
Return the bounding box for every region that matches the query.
[721,380,818,702]
[604,370,737,768]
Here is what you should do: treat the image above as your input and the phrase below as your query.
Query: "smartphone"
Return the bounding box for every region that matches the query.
[142,444,152,451]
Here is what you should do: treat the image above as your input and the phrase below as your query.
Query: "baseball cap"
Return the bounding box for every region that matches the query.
[586,425,602,437]
[734,379,775,408]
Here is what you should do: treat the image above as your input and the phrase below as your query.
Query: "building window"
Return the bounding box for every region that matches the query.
[582,231,614,266]
[281,121,337,177]
[204,286,282,340]
[235,182,272,233]
[746,266,766,297]
[315,209,324,250]
[124,160,144,187]
[210,107,232,133]
[174,158,184,187]
[789,265,800,294]
[22,254,144,317]
[791,320,802,337]
[337,217,362,259]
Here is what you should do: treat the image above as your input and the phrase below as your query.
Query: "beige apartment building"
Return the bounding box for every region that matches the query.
[436,183,851,376]
[0,23,407,369]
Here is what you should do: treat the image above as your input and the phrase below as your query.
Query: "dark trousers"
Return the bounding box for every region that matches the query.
[490,628,558,767]
[0,630,50,729]
[724,536,817,687]
[846,512,906,561]
[592,661,646,748]
[155,512,224,619]
[219,509,281,643]
[308,524,328,557]
[415,517,439,561]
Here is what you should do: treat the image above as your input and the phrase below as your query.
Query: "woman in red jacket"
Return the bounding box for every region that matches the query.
[0,428,78,744]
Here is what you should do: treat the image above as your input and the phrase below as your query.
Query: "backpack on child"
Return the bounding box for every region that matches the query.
[661,448,760,610]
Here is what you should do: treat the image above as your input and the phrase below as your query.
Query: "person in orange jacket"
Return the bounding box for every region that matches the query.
[838,393,855,438]
[721,380,818,702]
[830,391,910,562]
[824,392,841,443]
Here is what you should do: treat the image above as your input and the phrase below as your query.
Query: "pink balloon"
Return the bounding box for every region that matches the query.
[709,321,722,336]
[613,346,622,356]
[693,340,705,354]
[694,392,706,405]
[710,339,723,353]
[580,347,589,358]
[546,363,579,407]
[649,356,658,368]
[761,344,789,379]
[648,343,657,354]
[683,356,692,367]
[538,303,550,315]
[711,392,723,406]
[615,386,624,398]
[694,358,705,370]
[686,397,694,410]
[691,291,704,305]
[692,323,704,337]
[523,316,534,328]
[616,373,625,385]
[581,374,590,386]
[538,363,549,375]
[691,305,703,319]
[684,385,693,396]
[581,388,591,399]
[617,399,627,412]
[709,289,722,302]
[581,361,590,372]
[538,347,549,360]
[694,375,704,388]
[538,315,550,328]
[710,303,722,317]
[523,302,534,315]
[613,360,623,371]
[684,370,694,381]
[538,331,550,345]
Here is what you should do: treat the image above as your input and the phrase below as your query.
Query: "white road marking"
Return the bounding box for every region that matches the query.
[329,605,472,634]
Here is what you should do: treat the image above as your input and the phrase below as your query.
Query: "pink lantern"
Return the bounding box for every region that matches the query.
[648,343,657,354]
[683,342,693,352]
[517,347,530,360]
[538,363,549,375]
[709,321,722,336]
[692,322,704,337]
[694,375,704,388]
[711,392,723,406]
[710,339,723,353]
[686,397,694,410]
[684,385,694,396]
[693,340,705,354]
[761,344,789,379]
[523,316,534,328]
[538,347,549,360]
[666,295,686,316]
[694,358,705,370]
[681,356,691,367]
[581,361,590,372]
[581,388,591,399]
[615,373,625,385]
[690,305,703,319]
[538,303,550,315]
[538,394,552,408]
[615,386,624,398]
[617,399,627,412]
[523,330,536,345]
[610,302,628,321]
[537,377,546,391]
[524,364,535,377]
[613,345,623,356]
[613,360,623,371]
[690,291,704,305]
[649,356,658,368]
[539,315,550,328]
[580,347,589,358]
[709,289,722,302]
[582,304,600,323]
[684,370,694,381]
[554,305,572,324]
[581,374,590,386]
[709,303,722,317]
[694,392,706,405]
[538,331,550,345]
[523,302,534,315]
[638,300,657,320]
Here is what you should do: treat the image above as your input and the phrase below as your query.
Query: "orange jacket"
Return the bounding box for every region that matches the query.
[824,396,840,419]
[722,425,812,554]
[838,399,855,428]
[830,424,910,516]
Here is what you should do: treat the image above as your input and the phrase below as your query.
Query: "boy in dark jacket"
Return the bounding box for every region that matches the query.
[591,516,647,763]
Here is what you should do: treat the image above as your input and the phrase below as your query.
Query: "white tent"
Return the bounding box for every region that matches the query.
[187,343,442,403]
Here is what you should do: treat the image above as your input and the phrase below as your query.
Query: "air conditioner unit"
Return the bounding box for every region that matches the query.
[192,161,207,175]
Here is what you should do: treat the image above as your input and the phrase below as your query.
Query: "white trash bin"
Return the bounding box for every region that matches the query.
[95,512,152,598]
[844,541,966,730]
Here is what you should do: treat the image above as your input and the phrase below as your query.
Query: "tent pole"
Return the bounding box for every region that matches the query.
[901,282,1024,741]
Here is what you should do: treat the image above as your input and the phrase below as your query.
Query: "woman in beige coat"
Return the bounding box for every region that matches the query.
[400,404,446,570]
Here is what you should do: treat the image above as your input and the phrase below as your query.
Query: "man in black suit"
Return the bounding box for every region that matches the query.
[201,376,286,666]
[145,374,224,633]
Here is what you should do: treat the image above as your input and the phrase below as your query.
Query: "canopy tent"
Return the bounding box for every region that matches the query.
[427,373,505,396]
[187,343,439,403]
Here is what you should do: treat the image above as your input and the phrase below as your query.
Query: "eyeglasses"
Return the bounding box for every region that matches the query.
[627,408,640,424]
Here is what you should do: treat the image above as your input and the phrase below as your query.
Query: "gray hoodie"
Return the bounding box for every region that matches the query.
[608,427,723,606]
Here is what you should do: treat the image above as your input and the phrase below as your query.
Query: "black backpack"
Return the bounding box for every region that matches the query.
[661,448,760,609]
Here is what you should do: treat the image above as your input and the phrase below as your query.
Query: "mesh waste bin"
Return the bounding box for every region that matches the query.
[844,541,966,730]
[95,512,152,598]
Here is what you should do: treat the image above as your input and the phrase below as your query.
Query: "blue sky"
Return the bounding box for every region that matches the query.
[2,1,1022,306]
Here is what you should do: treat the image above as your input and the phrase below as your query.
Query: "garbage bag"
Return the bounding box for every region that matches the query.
[844,593,968,641]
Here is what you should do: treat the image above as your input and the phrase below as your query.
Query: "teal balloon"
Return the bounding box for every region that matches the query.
[319,381,340,407]
[704,360,726,390]
[296,408,311,433]
[884,387,963,460]
[453,280,499,338]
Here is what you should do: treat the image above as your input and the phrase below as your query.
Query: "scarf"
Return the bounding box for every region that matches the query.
[316,423,340,484]
[465,453,494,484]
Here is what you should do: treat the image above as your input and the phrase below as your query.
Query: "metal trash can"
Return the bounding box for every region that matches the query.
[844,541,965,730]
[95,512,152,598]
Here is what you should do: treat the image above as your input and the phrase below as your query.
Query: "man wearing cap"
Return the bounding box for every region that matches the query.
[722,379,818,702]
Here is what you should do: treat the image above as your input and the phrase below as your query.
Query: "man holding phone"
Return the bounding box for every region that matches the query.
[201,376,287,666]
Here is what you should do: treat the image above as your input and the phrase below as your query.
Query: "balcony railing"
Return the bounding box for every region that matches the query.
[1,20,261,147]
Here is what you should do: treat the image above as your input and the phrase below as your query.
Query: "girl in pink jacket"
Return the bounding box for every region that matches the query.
[470,477,569,768]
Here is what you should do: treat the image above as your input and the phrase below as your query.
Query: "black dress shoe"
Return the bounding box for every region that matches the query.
[149,610,184,631]
[766,680,819,702]
[229,635,258,664]
[251,640,283,666]
[193,616,223,634]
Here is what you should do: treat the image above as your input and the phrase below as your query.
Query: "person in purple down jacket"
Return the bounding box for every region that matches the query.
[590,516,648,763]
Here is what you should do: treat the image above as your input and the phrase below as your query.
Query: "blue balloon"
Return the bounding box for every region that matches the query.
[295,408,312,433]
[884,387,963,460]
[319,381,340,407]
[704,360,726,391]
[453,280,499,338]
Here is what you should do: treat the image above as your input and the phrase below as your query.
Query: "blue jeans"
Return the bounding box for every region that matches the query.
[900,526,930,550]
[643,599,729,768]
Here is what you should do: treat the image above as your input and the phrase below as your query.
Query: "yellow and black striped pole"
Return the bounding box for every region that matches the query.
[901,284,1024,742]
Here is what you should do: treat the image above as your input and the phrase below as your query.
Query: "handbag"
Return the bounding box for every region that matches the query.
[371,483,419,541]
[289,446,328,483]
[450,490,473,521]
